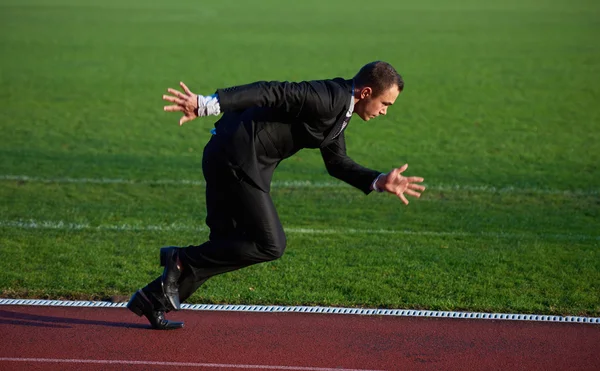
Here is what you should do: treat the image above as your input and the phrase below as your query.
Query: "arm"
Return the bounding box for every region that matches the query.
[320,135,382,194]
[163,80,343,125]
[216,81,305,116]
[321,136,426,203]
[216,79,345,120]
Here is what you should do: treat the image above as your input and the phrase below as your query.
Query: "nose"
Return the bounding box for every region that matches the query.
[380,107,388,115]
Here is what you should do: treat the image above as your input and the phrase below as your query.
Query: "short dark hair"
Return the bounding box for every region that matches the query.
[353,61,404,97]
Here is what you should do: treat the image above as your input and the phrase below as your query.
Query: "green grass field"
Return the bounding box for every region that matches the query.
[1,0,599,316]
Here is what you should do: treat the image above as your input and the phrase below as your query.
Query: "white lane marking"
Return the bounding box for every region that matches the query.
[0,358,381,371]
[1,174,597,196]
[0,219,598,241]
[0,299,598,324]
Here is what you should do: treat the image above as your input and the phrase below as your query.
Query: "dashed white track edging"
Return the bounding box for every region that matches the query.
[0,299,597,324]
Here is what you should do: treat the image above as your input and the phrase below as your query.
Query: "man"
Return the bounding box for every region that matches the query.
[127,61,426,329]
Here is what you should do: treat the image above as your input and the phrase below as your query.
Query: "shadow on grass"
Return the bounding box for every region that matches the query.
[0,309,147,329]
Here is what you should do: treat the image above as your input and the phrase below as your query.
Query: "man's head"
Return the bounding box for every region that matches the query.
[352,61,404,121]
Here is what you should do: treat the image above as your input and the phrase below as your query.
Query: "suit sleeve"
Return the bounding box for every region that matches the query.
[320,134,381,194]
[216,80,342,120]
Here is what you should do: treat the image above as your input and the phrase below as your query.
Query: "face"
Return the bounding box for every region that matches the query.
[354,85,400,121]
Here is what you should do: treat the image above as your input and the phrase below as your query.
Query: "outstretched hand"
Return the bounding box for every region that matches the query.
[163,82,199,126]
[375,164,426,205]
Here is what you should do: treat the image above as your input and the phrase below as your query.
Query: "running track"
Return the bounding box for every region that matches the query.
[0,304,598,370]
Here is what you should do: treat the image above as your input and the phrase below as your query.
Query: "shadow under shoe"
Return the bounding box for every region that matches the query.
[127,290,184,330]
[160,246,183,310]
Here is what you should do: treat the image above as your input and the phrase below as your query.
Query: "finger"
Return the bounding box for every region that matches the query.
[164,105,184,112]
[397,164,408,174]
[180,82,193,95]
[404,189,421,198]
[406,176,425,183]
[180,113,197,126]
[163,95,184,105]
[398,193,409,205]
[167,88,187,99]
[407,183,426,191]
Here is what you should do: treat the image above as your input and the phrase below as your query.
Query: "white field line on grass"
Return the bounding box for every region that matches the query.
[1,174,598,196]
[1,219,598,241]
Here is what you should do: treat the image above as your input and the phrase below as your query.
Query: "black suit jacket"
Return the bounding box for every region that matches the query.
[211,78,381,193]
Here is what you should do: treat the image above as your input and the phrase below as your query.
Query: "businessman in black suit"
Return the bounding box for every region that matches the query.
[127,61,426,329]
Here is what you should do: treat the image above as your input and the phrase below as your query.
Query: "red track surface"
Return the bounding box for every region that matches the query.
[0,305,598,371]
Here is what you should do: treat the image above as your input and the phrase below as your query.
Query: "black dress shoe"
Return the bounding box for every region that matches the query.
[127,290,184,330]
[160,246,183,310]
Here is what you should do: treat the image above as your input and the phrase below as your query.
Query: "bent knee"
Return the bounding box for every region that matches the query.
[260,233,286,261]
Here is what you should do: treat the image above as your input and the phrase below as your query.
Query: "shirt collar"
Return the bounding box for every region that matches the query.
[347,82,355,118]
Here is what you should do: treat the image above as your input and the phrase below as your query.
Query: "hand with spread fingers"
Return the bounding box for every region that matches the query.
[163,82,199,126]
[375,164,426,205]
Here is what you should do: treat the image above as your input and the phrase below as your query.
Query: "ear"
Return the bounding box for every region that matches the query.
[360,87,372,99]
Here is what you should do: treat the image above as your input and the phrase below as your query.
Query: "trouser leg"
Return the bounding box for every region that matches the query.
[141,139,285,310]
[142,272,207,310]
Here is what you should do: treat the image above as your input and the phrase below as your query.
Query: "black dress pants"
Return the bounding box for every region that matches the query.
[142,136,286,311]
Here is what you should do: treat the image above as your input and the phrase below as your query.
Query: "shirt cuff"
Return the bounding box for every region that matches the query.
[197,94,221,116]
[371,173,385,192]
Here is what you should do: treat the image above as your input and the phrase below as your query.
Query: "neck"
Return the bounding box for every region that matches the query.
[349,79,357,105]
[352,87,360,108]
